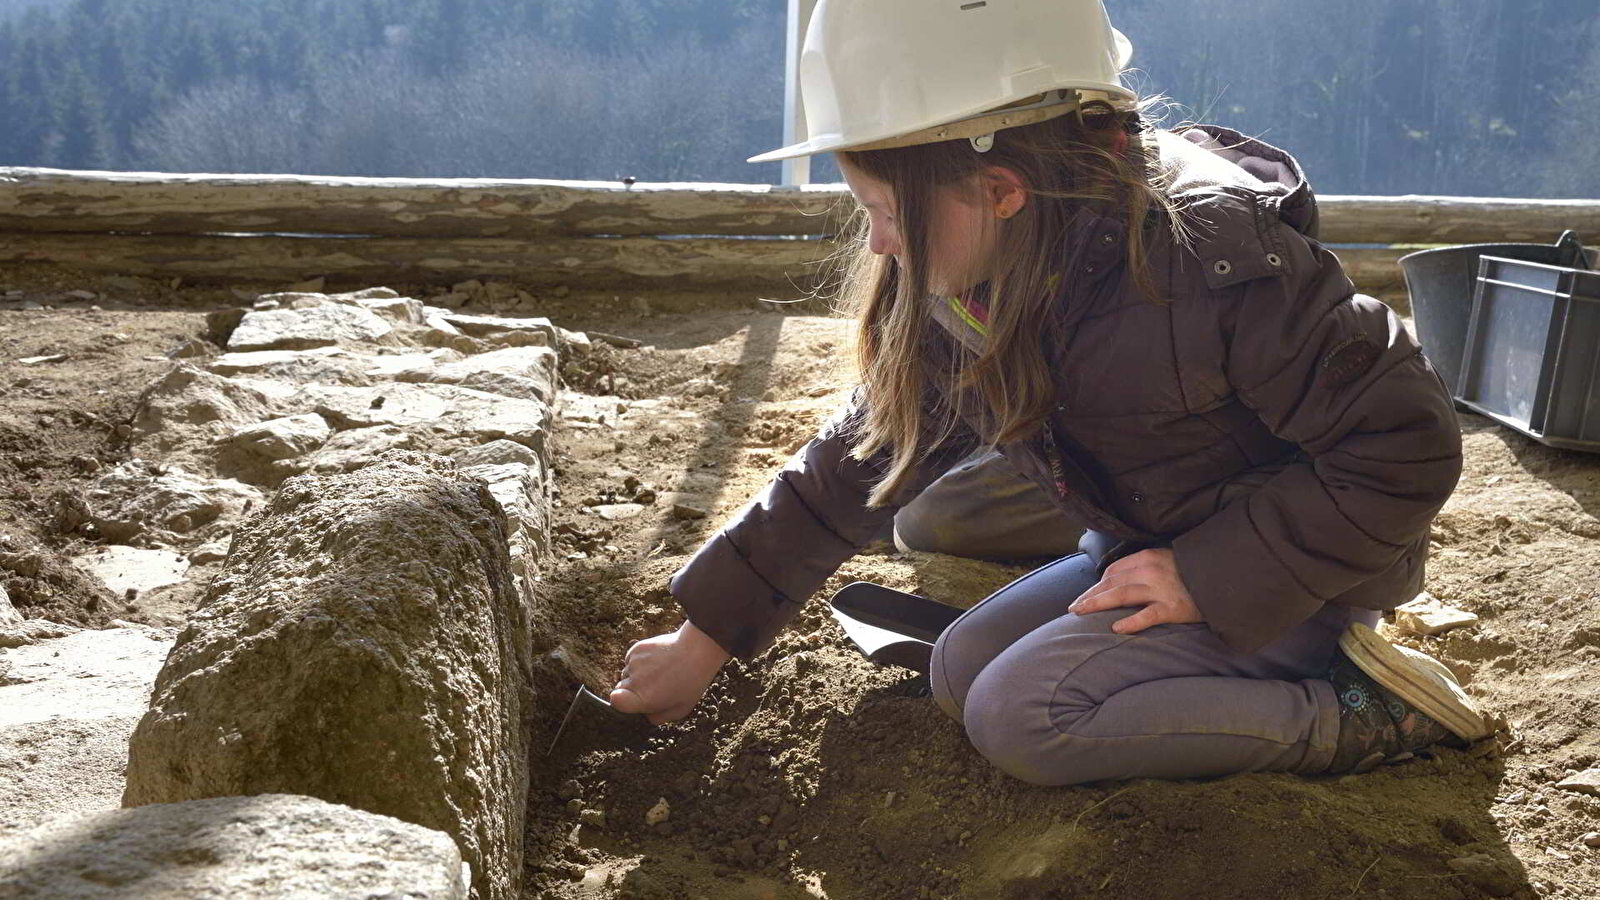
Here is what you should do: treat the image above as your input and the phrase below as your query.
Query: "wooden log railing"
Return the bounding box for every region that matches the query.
[3,167,1597,303]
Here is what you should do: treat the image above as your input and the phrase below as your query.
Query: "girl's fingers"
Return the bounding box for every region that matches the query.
[1111,605,1164,635]
[1072,581,1149,614]
[609,686,644,713]
[1073,569,1125,597]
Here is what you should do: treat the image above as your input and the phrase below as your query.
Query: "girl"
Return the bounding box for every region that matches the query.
[608,0,1490,785]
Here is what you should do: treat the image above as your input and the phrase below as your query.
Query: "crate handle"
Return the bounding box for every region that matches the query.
[1555,230,1588,268]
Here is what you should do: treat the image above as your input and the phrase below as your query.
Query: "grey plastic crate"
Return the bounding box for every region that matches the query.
[1455,256,1600,451]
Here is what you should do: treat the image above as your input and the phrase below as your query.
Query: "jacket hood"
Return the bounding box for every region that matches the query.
[1155,124,1321,240]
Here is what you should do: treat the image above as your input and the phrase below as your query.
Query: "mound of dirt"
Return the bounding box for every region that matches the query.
[3,273,1597,899]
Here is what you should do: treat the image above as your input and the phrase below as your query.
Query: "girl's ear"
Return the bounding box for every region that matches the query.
[984,166,1029,219]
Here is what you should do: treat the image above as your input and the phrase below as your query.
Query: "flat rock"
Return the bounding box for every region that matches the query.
[594,503,644,521]
[0,624,172,729]
[439,313,556,345]
[364,349,462,380]
[297,383,549,453]
[123,452,536,900]
[82,462,264,542]
[228,414,332,461]
[397,346,557,402]
[228,304,394,352]
[209,346,349,373]
[356,295,426,325]
[0,794,469,898]
[73,546,189,598]
[207,347,370,386]
[453,440,539,469]
[1555,768,1600,796]
[1393,593,1479,636]
[300,425,416,474]
[330,287,401,302]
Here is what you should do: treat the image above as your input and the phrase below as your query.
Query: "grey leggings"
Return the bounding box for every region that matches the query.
[929,551,1380,785]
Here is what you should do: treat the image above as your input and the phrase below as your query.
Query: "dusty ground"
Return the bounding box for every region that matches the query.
[0,267,1596,899]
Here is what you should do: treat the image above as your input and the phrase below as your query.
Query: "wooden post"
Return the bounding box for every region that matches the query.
[781,0,819,187]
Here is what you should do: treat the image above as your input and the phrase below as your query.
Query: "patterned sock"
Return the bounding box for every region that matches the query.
[1326,648,1461,773]
[1326,650,1400,773]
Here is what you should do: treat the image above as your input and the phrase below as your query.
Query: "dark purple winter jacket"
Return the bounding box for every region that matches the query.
[668,124,1462,659]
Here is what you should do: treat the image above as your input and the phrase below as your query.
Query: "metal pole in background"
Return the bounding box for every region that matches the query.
[781,0,817,186]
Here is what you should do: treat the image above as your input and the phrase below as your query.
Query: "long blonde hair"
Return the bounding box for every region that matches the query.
[838,99,1190,507]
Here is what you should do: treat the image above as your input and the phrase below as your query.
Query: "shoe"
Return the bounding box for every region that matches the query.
[1339,622,1490,742]
[1326,623,1489,774]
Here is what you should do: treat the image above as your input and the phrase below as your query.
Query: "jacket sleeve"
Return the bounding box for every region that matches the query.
[1170,223,1463,654]
[669,389,975,659]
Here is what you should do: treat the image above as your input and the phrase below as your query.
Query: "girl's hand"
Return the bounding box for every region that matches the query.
[609,619,731,725]
[1068,548,1203,634]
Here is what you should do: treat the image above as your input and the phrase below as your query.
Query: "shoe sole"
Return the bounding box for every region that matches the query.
[1338,622,1492,742]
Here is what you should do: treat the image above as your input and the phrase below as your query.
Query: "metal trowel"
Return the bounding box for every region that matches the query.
[546,684,653,756]
[828,582,965,674]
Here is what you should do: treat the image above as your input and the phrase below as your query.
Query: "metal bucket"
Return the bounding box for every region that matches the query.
[1399,230,1591,393]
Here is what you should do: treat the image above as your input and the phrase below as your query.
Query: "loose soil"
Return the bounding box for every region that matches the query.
[1,269,1596,900]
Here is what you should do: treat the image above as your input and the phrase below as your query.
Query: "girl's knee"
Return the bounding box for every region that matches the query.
[962,674,1093,787]
[928,629,971,723]
[963,700,1080,786]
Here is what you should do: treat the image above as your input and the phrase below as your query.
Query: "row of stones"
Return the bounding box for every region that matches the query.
[6,287,568,899]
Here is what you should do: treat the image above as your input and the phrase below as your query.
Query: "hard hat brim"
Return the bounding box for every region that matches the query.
[750,28,1136,165]
[747,84,1136,164]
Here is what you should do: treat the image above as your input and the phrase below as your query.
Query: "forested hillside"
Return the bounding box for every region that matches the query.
[0,0,1596,196]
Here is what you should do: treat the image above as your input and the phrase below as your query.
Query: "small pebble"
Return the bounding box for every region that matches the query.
[557,779,582,800]
[645,798,670,826]
[579,808,605,829]
[565,799,583,815]
[1582,832,1600,848]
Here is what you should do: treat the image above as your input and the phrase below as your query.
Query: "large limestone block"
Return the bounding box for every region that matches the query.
[122,452,534,900]
[0,794,469,898]
[228,304,394,351]
[397,346,558,403]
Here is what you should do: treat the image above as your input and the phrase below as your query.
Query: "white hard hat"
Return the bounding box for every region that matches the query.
[750,0,1135,164]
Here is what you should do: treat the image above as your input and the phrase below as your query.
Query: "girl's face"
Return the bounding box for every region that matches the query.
[840,162,998,296]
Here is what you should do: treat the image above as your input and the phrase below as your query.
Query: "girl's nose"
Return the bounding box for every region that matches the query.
[868,222,901,257]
